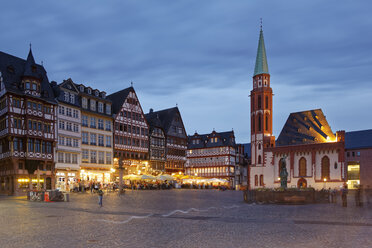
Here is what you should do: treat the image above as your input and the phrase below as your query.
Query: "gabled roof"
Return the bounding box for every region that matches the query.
[345,129,372,149]
[0,50,57,104]
[276,109,336,146]
[188,130,235,149]
[59,78,79,93]
[145,107,185,134]
[145,112,163,129]
[253,29,269,76]
[107,87,134,115]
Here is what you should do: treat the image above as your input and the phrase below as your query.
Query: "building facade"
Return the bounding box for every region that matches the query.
[146,107,187,174]
[345,129,372,189]
[186,131,236,185]
[51,79,81,190]
[249,28,346,190]
[108,87,149,176]
[77,83,113,183]
[145,112,166,173]
[235,144,248,188]
[0,49,57,195]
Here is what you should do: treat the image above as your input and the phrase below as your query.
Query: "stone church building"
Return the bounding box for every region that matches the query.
[249,28,346,190]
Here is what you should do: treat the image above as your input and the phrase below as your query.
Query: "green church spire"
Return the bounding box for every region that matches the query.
[253,27,269,76]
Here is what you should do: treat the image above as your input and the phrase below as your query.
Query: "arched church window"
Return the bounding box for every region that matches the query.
[265,96,268,108]
[259,175,264,186]
[258,96,262,109]
[258,155,262,164]
[321,156,330,180]
[252,116,255,132]
[265,115,268,131]
[258,114,262,132]
[255,175,258,186]
[299,157,306,177]
[258,143,261,150]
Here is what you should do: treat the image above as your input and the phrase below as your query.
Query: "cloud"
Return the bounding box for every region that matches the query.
[0,0,371,143]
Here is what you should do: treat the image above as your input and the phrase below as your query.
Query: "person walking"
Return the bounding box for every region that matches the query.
[342,184,348,207]
[98,189,104,207]
[355,185,363,207]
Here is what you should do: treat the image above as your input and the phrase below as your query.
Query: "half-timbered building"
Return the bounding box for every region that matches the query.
[147,107,187,173]
[186,130,236,185]
[51,79,81,190]
[145,110,166,172]
[0,49,57,195]
[108,87,149,176]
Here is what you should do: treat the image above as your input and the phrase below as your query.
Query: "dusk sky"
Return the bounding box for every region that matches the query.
[1,1,371,143]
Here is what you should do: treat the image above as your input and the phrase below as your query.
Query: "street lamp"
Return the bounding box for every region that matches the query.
[323,178,327,189]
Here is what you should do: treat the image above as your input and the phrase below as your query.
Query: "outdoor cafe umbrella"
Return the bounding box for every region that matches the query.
[141,174,156,180]
[123,174,142,180]
[156,174,174,181]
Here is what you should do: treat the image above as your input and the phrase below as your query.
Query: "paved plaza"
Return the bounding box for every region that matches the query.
[0,190,371,248]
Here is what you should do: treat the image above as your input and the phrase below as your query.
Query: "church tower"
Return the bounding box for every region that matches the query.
[251,26,275,166]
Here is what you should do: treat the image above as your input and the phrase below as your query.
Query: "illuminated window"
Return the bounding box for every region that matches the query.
[255,175,258,186]
[299,157,306,177]
[321,156,330,180]
[259,175,264,186]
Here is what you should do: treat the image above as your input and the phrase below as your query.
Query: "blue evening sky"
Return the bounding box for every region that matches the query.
[1,0,371,143]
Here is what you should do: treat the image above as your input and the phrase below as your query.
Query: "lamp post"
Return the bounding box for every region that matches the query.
[118,158,124,195]
[323,178,327,189]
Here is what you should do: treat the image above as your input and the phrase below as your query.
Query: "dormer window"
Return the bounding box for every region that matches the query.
[87,88,91,94]
[32,83,37,91]
[70,94,75,104]
[79,85,84,92]
[95,90,99,97]
[25,82,31,90]
[101,92,106,99]
[64,91,69,102]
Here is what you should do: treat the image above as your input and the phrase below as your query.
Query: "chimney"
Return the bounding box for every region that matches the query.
[149,108,153,113]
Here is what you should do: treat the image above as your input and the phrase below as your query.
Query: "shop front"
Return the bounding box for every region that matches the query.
[55,170,79,191]
[79,169,111,184]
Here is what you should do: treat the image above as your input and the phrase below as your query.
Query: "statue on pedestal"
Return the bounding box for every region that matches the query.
[279,157,288,189]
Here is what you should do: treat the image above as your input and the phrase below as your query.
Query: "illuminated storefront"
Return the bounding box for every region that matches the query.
[79,169,111,184]
[347,163,360,189]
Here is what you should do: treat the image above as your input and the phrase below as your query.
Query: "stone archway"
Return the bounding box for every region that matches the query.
[297,178,307,188]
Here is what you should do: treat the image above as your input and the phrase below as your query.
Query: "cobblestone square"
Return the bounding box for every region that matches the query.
[1,190,371,248]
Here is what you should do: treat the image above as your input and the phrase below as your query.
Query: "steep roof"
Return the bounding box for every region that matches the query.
[107,87,134,115]
[188,131,235,149]
[253,29,269,76]
[145,107,183,134]
[345,129,372,149]
[0,50,56,104]
[276,109,336,146]
[145,112,163,129]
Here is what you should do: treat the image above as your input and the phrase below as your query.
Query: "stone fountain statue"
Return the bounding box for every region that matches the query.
[279,156,288,189]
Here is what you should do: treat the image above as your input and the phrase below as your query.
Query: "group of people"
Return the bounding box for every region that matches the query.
[329,184,371,207]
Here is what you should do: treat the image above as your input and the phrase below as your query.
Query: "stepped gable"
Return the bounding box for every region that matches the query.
[276,109,336,146]
[0,50,56,103]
